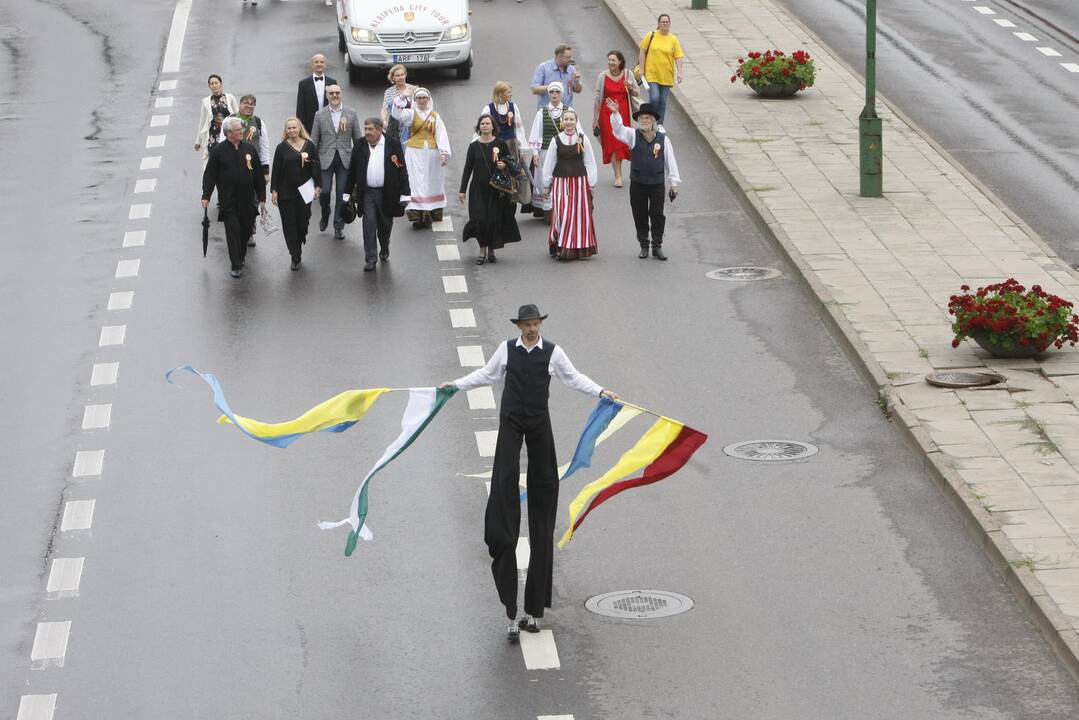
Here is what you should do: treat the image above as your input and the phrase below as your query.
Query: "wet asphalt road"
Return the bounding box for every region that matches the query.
[776,0,1079,266]
[3,0,1079,717]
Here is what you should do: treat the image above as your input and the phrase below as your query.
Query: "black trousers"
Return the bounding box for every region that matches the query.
[485,412,558,619]
[222,209,255,271]
[362,188,393,263]
[278,197,311,262]
[629,181,666,245]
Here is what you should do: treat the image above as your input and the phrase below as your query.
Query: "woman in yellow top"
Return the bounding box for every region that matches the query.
[391,88,451,229]
[637,13,684,125]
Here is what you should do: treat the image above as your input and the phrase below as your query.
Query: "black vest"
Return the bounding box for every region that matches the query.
[629,130,666,185]
[500,339,555,417]
[552,136,587,177]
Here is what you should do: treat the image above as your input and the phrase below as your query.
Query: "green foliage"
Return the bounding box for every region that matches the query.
[731,50,816,92]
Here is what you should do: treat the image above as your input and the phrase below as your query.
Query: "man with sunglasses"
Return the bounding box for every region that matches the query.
[309,85,363,240]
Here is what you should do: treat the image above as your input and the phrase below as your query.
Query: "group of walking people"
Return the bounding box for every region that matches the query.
[198,13,684,277]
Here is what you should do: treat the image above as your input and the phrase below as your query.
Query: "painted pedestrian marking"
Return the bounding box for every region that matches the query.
[1013,32,1037,41]
[992,18,1015,27]
[47,558,85,598]
[467,386,496,410]
[1062,63,1079,73]
[61,500,95,531]
[972,6,995,14]
[154,97,174,108]
[82,404,112,430]
[73,450,105,477]
[449,308,477,328]
[159,79,178,91]
[520,629,560,669]
[1037,47,1062,57]
[16,694,57,720]
[162,0,192,74]
[538,716,575,720]
[436,244,460,261]
[30,621,71,668]
[108,291,134,311]
[123,230,146,247]
[516,536,530,570]
[457,345,485,367]
[91,363,119,386]
[431,217,454,232]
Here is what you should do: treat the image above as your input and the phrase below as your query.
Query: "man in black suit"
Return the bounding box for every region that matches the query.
[345,118,410,272]
[295,54,336,138]
[201,117,267,278]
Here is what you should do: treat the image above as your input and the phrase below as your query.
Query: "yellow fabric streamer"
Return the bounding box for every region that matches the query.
[217,388,390,438]
[559,416,683,547]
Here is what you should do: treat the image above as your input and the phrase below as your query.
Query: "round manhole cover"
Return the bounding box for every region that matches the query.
[723,440,819,461]
[706,266,782,281]
[585,590,694,619]
[925,371,1004,388]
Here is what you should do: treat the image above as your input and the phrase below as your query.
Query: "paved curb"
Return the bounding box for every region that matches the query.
[601,0,1079,683]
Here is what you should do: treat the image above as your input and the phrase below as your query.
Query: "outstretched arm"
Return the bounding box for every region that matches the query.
[442,342,509,391]
[550,346,617,399]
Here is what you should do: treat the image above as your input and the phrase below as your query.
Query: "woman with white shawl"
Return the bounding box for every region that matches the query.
[527,81,578,220]
[391,88,451,228]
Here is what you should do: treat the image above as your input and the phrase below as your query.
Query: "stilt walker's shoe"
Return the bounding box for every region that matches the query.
[518,615,540,633]
[507,622,520,643]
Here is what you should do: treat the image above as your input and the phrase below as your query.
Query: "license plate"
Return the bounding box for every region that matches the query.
[392,54,429,63]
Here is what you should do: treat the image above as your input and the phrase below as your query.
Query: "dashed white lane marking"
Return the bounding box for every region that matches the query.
[47,558,85,598]
[1062,63,1079,72]
[159,79,178,91]
[475,430,498,457]
[150,114,170,127]
[129,203,151,219]
[91,362,119,386]
[30,621,71,668]
[431,217,454,232]
[1013,31,1038,41]
[450,308,477,328]
[538,716,575,720]
[520,629,560,669]
[61,500,95,531]
[442,275,468,294]
[457,345,485,367]
[1037,47,1062,56]
[123,230,146,247]
[154,97,174,108]
[145,134,166,148]
[972,6,995,14]
[82,404,112,430]
[73,450,105,477]
[485,481,491,496]
[16,694,57,720]
[516,536,530,569]
[436,244,460,261]
[467,386,496,410]
[108,291,134,311]
[992,18,1016,27]
[140,156,162,170]
[162,0,192,73]
[116,259,141,278]
[134,178,157,194]
[99,325,126,346]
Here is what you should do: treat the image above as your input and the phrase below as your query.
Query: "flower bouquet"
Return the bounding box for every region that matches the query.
[948,279,1079,357]
[730,50,816,97]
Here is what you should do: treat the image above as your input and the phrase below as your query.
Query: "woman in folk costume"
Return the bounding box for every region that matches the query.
[541,107,598,260]
[391,87,450,229]
[528,81,578,220]
[481,81,532,211]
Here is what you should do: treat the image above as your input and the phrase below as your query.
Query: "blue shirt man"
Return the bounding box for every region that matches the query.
[530,44,583,108]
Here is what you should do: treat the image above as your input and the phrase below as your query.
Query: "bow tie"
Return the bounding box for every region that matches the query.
[314,76,324,82]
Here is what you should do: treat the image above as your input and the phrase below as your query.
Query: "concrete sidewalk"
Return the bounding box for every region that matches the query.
[604,0,1079,677]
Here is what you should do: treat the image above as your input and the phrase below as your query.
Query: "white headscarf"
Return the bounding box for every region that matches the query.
[546,81,565,119]
[413,87,434,120]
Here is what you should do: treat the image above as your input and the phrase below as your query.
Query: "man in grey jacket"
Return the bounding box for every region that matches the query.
[310,85,363,239]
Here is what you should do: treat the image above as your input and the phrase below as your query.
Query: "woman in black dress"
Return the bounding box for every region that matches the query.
[271,117,322,270]
[459,114,521,265]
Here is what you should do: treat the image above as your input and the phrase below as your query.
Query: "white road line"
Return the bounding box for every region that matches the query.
[154,97,174,108]
[73,450,105,477]
[145,134,166,148]
[150,114,170,127]
[457,345,485,366]
[1013,31,1038,41]
[1037,47,1062,56]
[129,203,151,219]
[16,694,57,720]
[520,629,560,669]
[140,156,162,170]
[61,500,95,531]
[108,291,134,311]
[431,217,454,232]
[538,716,575,720]
[1062,63,1079,72]
[467,386,496,410]
[516,536,530,569]
[993,18,1016,27]
[82,404,112,430]
[484,481,491,496]
[91,362,119,386]
[162,0,193,73]
[442,275,468,294]
[475,430,498,457]
[972,6,995,14]
[47,558,85,598]
[134,178,157,193]
[99,325,126,346]
[116,259,141,278]
[450,308,477,328]
[30,621,71,668]
[123,230,146,247]
[436,244,460,261]
[159,79,178,91]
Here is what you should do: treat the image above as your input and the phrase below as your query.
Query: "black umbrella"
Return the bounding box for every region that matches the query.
[201,208,210,257]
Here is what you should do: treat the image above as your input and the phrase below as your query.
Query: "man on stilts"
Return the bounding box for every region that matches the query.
[442,305,618,642]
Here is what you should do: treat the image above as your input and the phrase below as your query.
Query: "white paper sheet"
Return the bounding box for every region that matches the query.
[298,178,315,204]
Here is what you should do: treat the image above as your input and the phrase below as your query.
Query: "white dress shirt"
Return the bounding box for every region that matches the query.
[330,105,342,132]
[313,74,326,107]
[541,131,598,189]
[609,112,681,186]
[453,337,603,397]
[366,134,386,188]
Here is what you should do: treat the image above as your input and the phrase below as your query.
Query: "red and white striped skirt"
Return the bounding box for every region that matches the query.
[548,176,597,260]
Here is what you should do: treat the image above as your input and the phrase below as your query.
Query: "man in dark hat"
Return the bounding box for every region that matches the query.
[442,305,618,642]
[605,98,680,260]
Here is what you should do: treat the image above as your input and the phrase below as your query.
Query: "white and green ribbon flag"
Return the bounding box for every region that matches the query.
[318,386,457,556]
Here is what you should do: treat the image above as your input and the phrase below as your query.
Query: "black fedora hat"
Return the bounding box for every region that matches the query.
[633,103,659,121]
[510,304,548,324]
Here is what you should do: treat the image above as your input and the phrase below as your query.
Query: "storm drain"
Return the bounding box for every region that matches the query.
[706,266,782,281]
[585,590,694,619]
[925,371,1005,389]
[723,440,819,461]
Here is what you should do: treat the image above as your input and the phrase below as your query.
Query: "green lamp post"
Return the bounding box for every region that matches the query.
[859,0,882,197]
